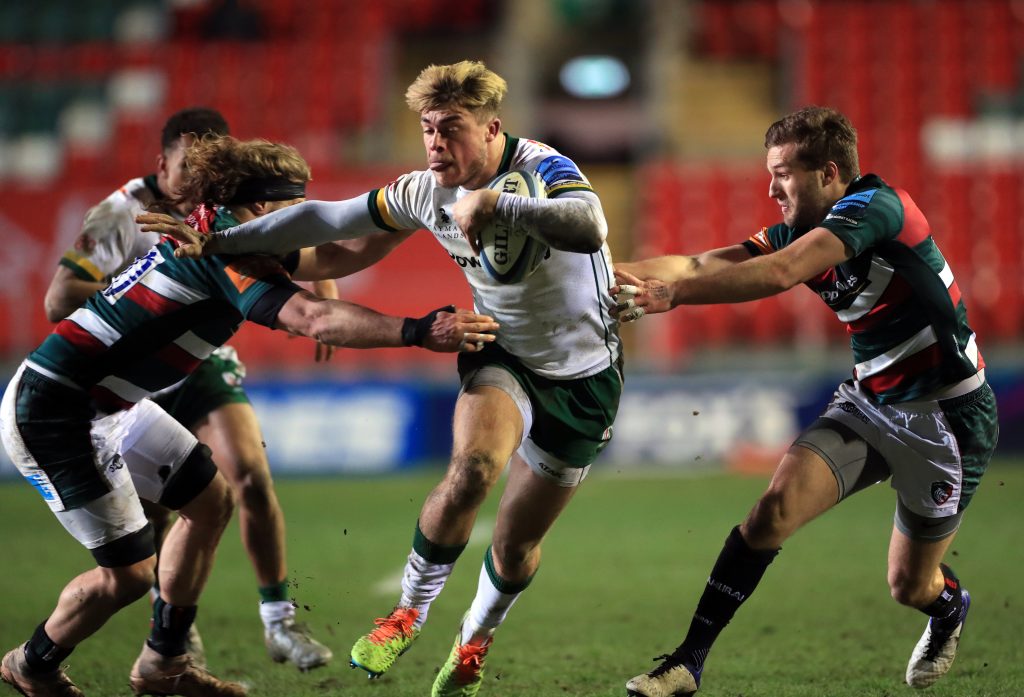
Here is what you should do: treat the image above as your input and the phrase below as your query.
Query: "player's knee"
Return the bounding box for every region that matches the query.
[745,489,794,543]
[490,539,538,575]
[141,499,173,529]
[887,568,933,607]
[445,451,502,509]
[207,475,237,529]
[233,466,276,513]
[106,558,157,602]
[182,473,236,530]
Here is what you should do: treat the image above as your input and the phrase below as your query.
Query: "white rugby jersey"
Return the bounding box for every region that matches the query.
[58,176,163,283]
[370,135,621,379]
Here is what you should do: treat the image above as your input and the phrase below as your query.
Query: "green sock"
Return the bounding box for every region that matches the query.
[259,580,289,603]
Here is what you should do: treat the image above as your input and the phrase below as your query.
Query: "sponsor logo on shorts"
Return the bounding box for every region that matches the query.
[931,480,955,505]
[835,400,870,424]
[26,472,56,501]
[536,460,560,478]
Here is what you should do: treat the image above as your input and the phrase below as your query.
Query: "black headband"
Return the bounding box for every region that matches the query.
[228,176,307,204]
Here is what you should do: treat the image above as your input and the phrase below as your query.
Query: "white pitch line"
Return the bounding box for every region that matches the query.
[372,517,495,595]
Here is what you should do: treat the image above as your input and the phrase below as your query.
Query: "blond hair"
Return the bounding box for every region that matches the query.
[405,60,507,121]
[174,134,311,207]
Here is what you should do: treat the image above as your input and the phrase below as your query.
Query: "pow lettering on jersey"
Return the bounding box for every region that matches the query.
[536,155,592,197]
[825,189,878,226]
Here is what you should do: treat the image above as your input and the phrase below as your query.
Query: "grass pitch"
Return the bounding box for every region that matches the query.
[1,460,1022,697]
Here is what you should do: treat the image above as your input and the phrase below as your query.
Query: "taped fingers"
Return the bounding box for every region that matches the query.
[613,284,640,302]
[458,333,482,352]
[620,306,645,323]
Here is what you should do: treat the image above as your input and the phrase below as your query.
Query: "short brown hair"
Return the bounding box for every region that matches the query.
[174,135,311,207]
[765,106,860,182]
[405,60,507,121]
[161,106,229,151]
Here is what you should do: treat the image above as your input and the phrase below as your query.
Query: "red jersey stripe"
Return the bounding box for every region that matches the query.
[155,343,203,374]
[948,280,962,307]
[124,281,185,316]
[895,189,931,247]
[847,274,915,334]
[89,385,135,411]
[860,343,944,394]
[55,319,107,355]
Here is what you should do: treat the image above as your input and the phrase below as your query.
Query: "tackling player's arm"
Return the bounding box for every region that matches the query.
[615,245,754,284]
[668,227,851,303]
[43,266,106,322]
[272,291,499,352]
[289,230,416,282]
[614,227,851,320]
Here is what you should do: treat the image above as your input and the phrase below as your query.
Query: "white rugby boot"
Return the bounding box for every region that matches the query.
[906,589,971,688]
[265,619,333,671]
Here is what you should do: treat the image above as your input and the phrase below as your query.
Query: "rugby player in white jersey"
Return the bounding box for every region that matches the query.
[153,60,623,696]
[41,107,336,670]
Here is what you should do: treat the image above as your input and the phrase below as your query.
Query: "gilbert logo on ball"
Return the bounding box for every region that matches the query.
[479,169,549,284]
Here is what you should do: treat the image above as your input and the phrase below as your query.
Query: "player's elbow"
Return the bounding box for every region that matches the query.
[43,293,69,323]
[580,218,607,253]
[278,294,332,344]
[556,216,606,254]
[44,302,63,324]
[772,262,803,292]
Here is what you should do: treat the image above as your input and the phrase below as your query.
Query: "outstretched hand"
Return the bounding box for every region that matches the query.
[137,213,210,259]
[609,268,674,323]
[423,307,500,353]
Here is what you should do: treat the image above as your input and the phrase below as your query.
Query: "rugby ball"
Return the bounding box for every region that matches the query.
[478,169,548,284]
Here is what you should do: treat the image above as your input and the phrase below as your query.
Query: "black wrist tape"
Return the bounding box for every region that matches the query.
[402,304,456,346]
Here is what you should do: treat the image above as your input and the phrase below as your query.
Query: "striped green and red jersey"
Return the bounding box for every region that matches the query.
[27,205,300,413]
[744,174,982,403]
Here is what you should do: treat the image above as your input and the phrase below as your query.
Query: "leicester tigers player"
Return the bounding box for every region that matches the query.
[0,136,497,697]
[41,107,339,671]
[153,60,623,697]
[612,106,998,696]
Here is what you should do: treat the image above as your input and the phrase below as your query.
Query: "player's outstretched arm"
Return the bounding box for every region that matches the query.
[611,245,754,322]
[140,196,387,259]
[274,291,499,352]
[210,198,385,255]
[291,230,415,281]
